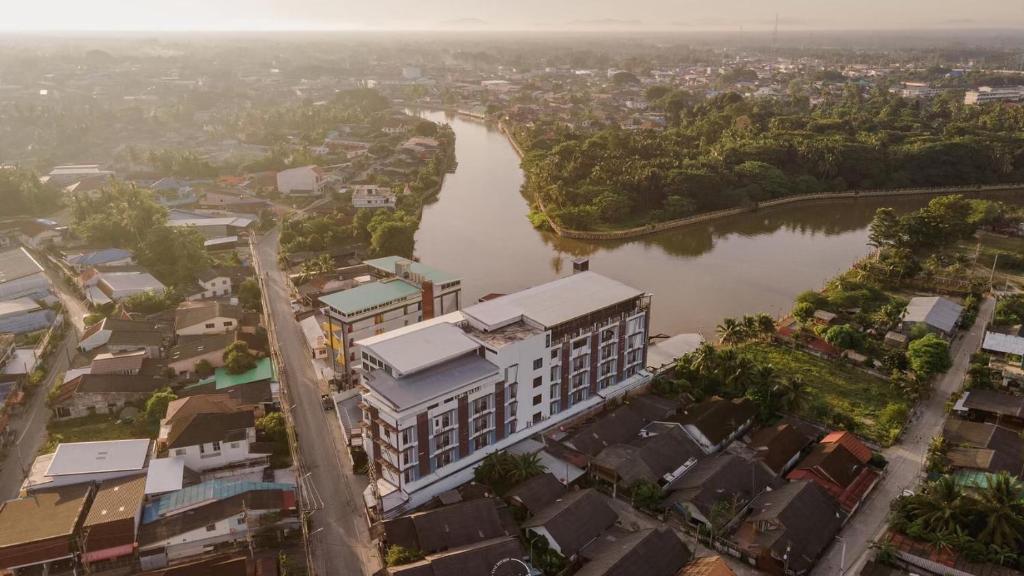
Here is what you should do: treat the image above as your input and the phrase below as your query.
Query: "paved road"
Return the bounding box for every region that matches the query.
[253,229,379,576]
[0,256,85,499]
[813,296,996,576]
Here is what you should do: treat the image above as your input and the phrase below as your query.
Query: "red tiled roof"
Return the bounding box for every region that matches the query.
[837,468,879,512]
[822,431,872,464]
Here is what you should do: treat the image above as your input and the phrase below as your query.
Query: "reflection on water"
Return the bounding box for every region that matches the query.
[413,110,1021,336]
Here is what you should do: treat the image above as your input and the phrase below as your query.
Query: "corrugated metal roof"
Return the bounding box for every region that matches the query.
[318,277,420,316]
[142,479,295,523]
[983,331,1024,357]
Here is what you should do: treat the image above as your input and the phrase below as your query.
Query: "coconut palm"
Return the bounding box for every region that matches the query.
[509,453,546,484]
[755,313,776,340]
[717,317,743,345]
[687,343,718,377]
[977,472,1024,549]
[908,476,968,536]
[775,375,810,414]
[741,315,759,341]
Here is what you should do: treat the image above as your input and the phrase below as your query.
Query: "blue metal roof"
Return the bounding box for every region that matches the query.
[141,478,295,523]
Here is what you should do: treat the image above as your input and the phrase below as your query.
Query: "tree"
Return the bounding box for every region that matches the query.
[907,333,952,377]
[629,480,663,512]
[137,226,210,287]
[977,472,1024,549]
[144,387,177,425]
[257,412,287,443]
[238,278,262,312]
[385,545,424,566]
[907,476,968,536]
[823,324,862,350]
[716,317,744,344]
[223,341,257,374]
[793,302,816,323]
[367,210,418,258]
[868,208,902,250]
[194,359,214,378]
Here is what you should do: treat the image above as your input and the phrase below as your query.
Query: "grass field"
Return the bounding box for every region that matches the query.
[738,342,905,443]
[43,414,154,454]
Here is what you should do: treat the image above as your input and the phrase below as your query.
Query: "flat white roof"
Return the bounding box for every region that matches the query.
[356,311,465,348]
[46,439,150,477]
[647,333,705,371]
[100,271,166,292]
[0,247,44,284]
[463,271,644,329]
[145,458,185,495]
[363,322,479,375]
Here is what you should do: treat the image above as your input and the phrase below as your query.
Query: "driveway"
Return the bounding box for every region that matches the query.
[253,229,379,576]
[812,296,996,576]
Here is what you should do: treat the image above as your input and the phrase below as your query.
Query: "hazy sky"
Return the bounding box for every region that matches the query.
[3,0,1024,32]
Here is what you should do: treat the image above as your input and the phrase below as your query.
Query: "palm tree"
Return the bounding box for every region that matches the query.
[687,343,718,377]
[775,376,810,414]
[755,313,776,340]
[908,476,968,536]
[510,453,546,484]
[977,472,1024,549]
[741,315,758,342]
[717,318,742,345]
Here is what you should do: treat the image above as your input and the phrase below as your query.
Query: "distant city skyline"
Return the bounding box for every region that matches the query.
[4,0,1024,32]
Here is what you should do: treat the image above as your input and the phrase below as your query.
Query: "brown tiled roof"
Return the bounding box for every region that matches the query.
[0,485,92,569]
[789,442,864,490]
[523,490,617,558]
[681,397,756,446]
[84,475,147,554]
[748,421,814,474]
[664,454,777,518]
[383,498,509,555]
[963,389,1024,418]
[162,395,255,449]
[505,473,567,515]
[168,331,237,363]
[566,405,648,457]
[577,527,692,576]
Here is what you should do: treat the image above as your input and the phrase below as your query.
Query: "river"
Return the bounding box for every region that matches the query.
[412,110,1013,337]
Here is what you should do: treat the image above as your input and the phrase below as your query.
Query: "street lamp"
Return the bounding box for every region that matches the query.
[836,536,847,576]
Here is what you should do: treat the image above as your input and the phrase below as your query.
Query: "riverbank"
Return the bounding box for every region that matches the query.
[499,120,1024,241]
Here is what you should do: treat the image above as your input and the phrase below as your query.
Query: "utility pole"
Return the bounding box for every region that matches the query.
[990,253,1000,289]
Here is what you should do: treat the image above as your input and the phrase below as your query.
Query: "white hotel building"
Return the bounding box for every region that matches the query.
[357,271,651,517]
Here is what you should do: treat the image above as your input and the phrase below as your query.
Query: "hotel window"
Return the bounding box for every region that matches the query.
[175,448,187,456]
[473,434,490,451]
[550,383,560,398]
[474,398,489,413]
[533,358,543,370]
[532,394,542,406]
[533,376,542,388]
[550,348,559,360]
[401,428,414,445]
[506,421,517,436]
[550,400,561,415]
[573,356,588,371]
[550,366,560,381]
[572,338,588,350]
[602,329,615,342]
[506,383,517,401]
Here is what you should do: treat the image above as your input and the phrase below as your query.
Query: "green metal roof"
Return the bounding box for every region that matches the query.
[363,256,460,285]
[318,278,421,316]
[190,357,275,390]
[952,470,994,489]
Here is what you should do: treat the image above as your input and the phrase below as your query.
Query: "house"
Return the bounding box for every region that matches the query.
[681,397,756,454]
[0,485,92,575]
[175,301,240,336]
[981,331,1024,389]
[138,484,296,562]
[166,215,254,241]
[21,439,152,493]
[276,165,324,196]
[576,526,692,576]
[320,255,462,383]
[350,185,397,209]
[523,489,618,560]
[185,269,234,301]
[563,395,678,457]
[664,453,777,531]
[90,349,147,375]
[387,537,525,576]
[180,357,276,409]
[64,248,134,272]
[380,498,513,557]
[81,475,148,570]
[79,316,165,355]
[812,310,837,326]
[167,331,237,377]
[15,219,64,249]
[942,419,1024,477]
[731,481,843,576]
[51,369,169,419]
[157,395,269,475]
[902,296,963,337]
[747,420,816,476]
[0,247,49,301]
[0,298,55,334]
[787,431,878,513]
[591,425,703,490]
[505,472,568,516]
[954,388,1024,425]
[92,270,167,303]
